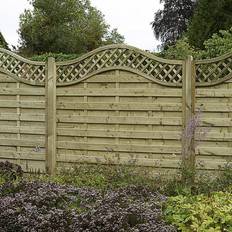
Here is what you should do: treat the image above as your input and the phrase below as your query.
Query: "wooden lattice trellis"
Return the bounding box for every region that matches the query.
[1,45,232,87]
[56,45,183,86]
[0,49,45,85]
[196,53,232,86]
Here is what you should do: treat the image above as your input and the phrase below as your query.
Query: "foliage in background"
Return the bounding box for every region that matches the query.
[165,192,232,231]
[160,27,232,60]
[30,52,83,61]
[158,37,199,59]
[0,32,9,49]
[102,28,125,46]
[187,0,232,49]
[199,27,232,58]
[18,0,124,56]
[29,26,232,61]
[152,0,196,48]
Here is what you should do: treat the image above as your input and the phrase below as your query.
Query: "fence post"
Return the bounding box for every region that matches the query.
[45,57,57,175]
[182,55,196,181]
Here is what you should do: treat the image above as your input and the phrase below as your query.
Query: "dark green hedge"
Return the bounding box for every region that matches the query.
[30,53,84,62]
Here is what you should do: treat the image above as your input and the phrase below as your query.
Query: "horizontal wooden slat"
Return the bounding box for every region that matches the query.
[57,141,181,153]
[57,128,181,140]
[0,139,44,147]
[57,115,232,127]
[57,101,232,113]
[0,100,45,108]
[57,129,232,141]
[57,115,182,125]
[57,88,182,97]
[196,103,232,112]
[0,151,45,161]
[197,89,232,97]
[57,102,182,111]
[0,88,45,96]
[57,143,232,156]
[0,114,45,121]
[200,118,232,127]
[196,158,229,170]
[197,146,232,156]
[0,126,45,134]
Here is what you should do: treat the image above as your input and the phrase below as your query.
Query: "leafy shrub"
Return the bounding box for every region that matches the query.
[29,162,232,197]
[0,178,176,231]
[72,186,176,232]
[164,192,232,232]
[29,164,159,190]
[30,53,83,61]
[160,163,232,196]
[199,27,232,59]
[159,37,199,60]
[0,180,93,231]
[0,161,23,181]
[160,27,232,60]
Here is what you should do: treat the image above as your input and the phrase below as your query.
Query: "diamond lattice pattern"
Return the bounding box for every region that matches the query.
[0,52,45,83]
[56,48,183,85]
[196,57,232,84]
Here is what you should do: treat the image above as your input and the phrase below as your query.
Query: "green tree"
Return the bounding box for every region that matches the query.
[0,32,9,49]
[188,0,232,49]
[102,28,125,45]
[159,28,232,60]
[18,0,124,55]
[159,37,198,59]
[199,27,232,58]
[152,0,196,48]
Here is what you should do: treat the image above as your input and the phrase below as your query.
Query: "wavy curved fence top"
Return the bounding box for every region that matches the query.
[195,53,232,86]
[0,49,45,85]
[56,44,183,86]
[0,44,232,86]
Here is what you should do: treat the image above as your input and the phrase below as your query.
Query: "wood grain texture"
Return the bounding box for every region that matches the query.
[45,57,56,175]
[56,70,182,169]
[182,56,195,173]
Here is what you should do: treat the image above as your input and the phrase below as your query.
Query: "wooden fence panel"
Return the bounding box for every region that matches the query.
[196,79,232,170]
[0,73,46,172]
[0,45,232,175]
[56,70,182,170]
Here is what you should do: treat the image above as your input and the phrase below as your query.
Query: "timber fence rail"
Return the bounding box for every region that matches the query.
[0,44,232,175]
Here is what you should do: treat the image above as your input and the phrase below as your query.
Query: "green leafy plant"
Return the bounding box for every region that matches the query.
[0,161,23,182]
[30,52,84,61]
[28,164,160,190]
[159,37,199,60]
[164,192,232,231]
[199,27,232,58]
[160,27,232,60]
